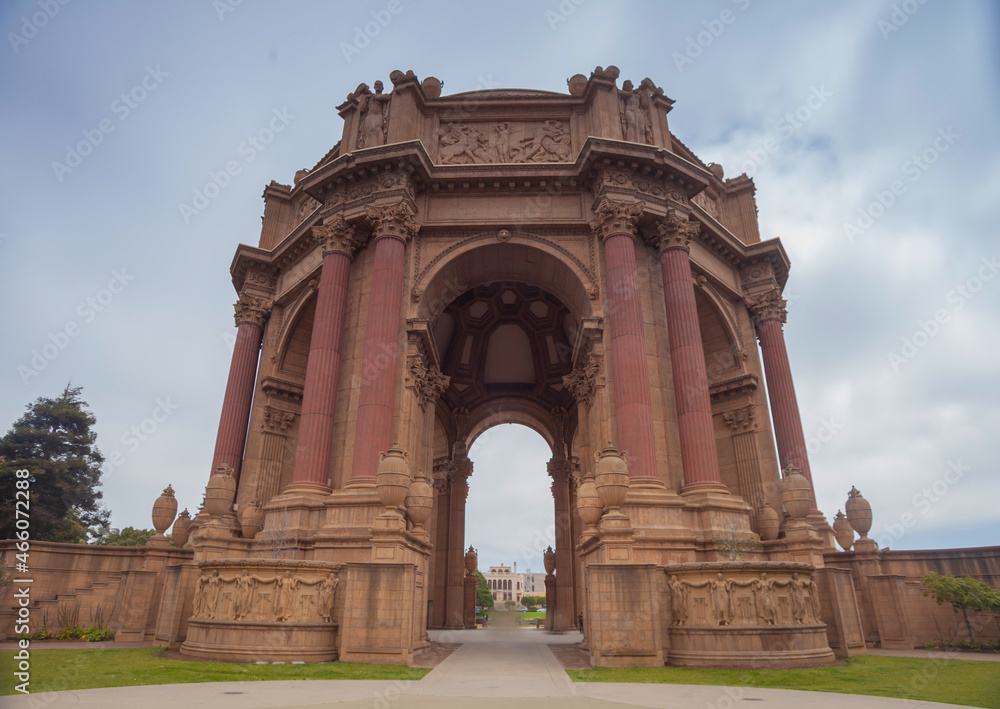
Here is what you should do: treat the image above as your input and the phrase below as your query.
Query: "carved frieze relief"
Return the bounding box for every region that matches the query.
[436,120,572,165]
[192,563,341,625]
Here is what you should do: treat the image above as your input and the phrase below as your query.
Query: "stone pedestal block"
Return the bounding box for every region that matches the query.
[339,562,417,665]
[586,563,665,667]
[815,566,866,658]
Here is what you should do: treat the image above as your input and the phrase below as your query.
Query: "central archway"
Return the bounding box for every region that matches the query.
[466,424,553,612]
[422,241,593,632]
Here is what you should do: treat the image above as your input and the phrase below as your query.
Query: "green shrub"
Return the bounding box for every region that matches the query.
[82,627,115,642]
[56,625,84,640]
[16,628,50,641]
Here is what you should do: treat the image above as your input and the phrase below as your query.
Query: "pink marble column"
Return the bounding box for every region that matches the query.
[593,198,658,479]
[211,294,269,484]
[289,218,357,492]
[350,202,417,481]
[656,212,725,490]
[748,290,817,509]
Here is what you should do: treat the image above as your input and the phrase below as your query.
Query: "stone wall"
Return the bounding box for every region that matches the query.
[0,539,192,641]
[825,546,1000,648]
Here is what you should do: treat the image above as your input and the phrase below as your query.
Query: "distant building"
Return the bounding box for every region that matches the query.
[521,569,547,595]
[483,563,524,604]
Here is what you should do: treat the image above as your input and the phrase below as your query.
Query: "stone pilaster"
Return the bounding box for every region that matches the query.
[549,457,576,632]
[256,405,295,506]
[723,404,766,529]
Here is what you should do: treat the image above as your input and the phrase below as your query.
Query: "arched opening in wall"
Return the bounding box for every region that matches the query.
[466,423,553,612]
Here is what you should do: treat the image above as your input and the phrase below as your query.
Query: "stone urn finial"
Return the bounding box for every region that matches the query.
[779,464,812,520]
[845,487,873,541]
[239,500,265,539]
[833,510,854,551]
[543,545,556,576]
[171,509,192,547]
[205,464,237,517]
[756,501,780,541]
[464,545,478,575]
[376,443,412,514]
[594,443,629,514]
[576,474,603,538]
[151,485,178,538]
[405,472,433,532]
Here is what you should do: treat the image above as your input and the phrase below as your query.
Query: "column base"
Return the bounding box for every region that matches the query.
[283,481,333,496]
[806,509,837,550]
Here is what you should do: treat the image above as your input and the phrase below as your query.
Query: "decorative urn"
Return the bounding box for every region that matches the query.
[151,485,178,535]
[779,464,812,520]
[205,464,237,517]
[845,486,873,539]
[594,444,629,512]
[239,500,265,539]
[543,546,556,576]
[576,475,603,532]
[171,509,192,547]
[376,443,412,512]
[464,545,478,575]
[833,510,854,551]
[567,74,588,96]
[405,473,434,531]
[756,502,780,541]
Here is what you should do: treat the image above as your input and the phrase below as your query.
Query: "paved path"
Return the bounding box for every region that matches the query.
[3,629,990,708]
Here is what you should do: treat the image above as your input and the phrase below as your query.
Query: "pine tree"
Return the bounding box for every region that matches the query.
[0,385,110,542]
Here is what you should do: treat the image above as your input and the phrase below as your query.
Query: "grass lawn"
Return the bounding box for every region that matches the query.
[569,655,1000,709]
[0,647,429,696]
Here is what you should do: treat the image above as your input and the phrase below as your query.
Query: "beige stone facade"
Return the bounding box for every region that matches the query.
[3,67,998,667]
[484,564,524,605]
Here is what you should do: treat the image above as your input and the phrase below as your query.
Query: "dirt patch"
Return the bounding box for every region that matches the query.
[548,643,592,670]
[411,641,461,668]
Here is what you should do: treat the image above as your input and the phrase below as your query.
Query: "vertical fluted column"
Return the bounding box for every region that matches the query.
[350,202,418,481]
[747,290,817,509]
[655,212,726,491]
[591,198,658,479]
[211,293,270,484]
[549,458,576,631]
[290,217,358,492]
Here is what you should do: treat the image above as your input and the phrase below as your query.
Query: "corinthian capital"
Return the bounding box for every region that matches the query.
[745,289,787,326]
[590,197,644,242]
[654,209,700,253]
[234,293,272,327]
[312,215,358,258]
[562,351,603,406]
[365,201,418,243]
[405,353,451,408]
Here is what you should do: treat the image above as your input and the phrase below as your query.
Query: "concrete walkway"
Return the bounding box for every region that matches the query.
[3,628,991,708]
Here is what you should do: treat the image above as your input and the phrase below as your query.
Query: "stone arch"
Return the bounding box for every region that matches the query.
[464,398,560,454]
[414,237,596,324]
[276,291,317,376]
[695,286,744,382]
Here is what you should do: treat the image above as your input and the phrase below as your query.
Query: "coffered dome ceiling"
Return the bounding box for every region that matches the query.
[433,282,576,415]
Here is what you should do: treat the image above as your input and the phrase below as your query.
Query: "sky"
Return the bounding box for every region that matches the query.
[1,0,998,573]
